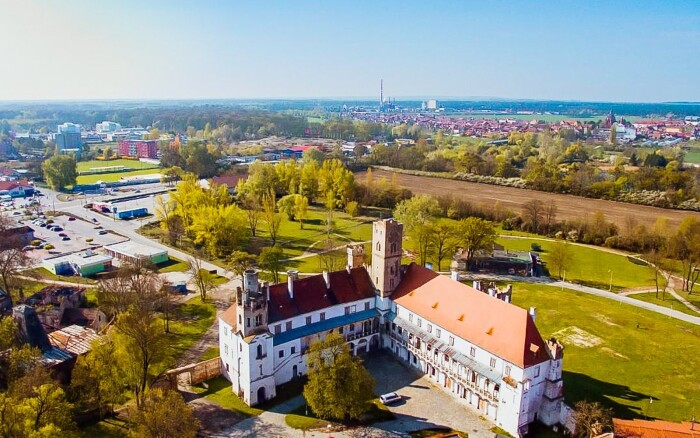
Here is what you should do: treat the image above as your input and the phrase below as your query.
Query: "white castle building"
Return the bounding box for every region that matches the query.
[218,219,565,436]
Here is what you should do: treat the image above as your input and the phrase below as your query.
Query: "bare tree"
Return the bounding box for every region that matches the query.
[544,200,558,235]
[317,238,345,272]
[242,194,262,237]
[521,199,545,234]
[262,190,282,245]
[96,262,164,319]
[572,400,613,438]
[188,253,216,301]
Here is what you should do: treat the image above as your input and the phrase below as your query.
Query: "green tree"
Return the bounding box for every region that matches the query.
[393,195,441,233]
[258,246,285,284]
[42,152,77,190]
[430,220,460,271]
[228,250,255,284]
[0,383,76,437]
[548,240,574,280]
[303,332,375,421]
[130,388,199,438]
[262,189,283,245]
[70,339,125,417]
[294,194,309,229]
[455,217,496,270]
[188,253,216,301]
[277,194,297,220]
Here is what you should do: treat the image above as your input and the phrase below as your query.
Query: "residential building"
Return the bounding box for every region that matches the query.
[0,224,35,248]
[0,179,34,198]
[118,139,159,159]
[218,219,566,436]
[104,241,168,265]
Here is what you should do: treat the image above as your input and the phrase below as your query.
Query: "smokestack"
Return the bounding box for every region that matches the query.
[529,306,537,322]
[287,272,294,299]
[322,270,330,289]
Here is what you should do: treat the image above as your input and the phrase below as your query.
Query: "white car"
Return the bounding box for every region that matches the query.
[379,392,402,405]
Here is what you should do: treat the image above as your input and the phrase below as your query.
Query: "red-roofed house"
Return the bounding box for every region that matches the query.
[613,418,700,438]
[219,219,565,436]
[0,179,34,198]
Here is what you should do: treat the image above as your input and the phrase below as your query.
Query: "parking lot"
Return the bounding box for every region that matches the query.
[366,352,495,438]
[25,213,125,259]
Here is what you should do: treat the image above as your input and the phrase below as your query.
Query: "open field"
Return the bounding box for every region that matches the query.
[629,292,698,317]
[359,169,700,229]
[496,237,653,290]
[509,281,700,421]
[77,159,159,172]
[76,168,162,185]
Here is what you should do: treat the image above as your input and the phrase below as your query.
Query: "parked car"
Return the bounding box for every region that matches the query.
[58,232,67,237]
[12,211,21,216]
[52,227,63,232]
[379,392,402,405]
[68,217,76,221]
[39,223,47,227]
[98,230,108,235]
[61,236,70,241]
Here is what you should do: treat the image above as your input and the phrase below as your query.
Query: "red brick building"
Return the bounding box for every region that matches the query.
[118,140,159,159]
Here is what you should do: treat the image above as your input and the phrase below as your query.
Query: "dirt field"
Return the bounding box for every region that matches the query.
[359,169,700,229]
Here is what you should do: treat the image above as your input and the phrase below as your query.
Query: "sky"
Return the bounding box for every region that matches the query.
[1,0,699,102]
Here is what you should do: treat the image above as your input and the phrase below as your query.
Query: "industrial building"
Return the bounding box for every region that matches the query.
[104,241,168,265]
[42,250,113,277]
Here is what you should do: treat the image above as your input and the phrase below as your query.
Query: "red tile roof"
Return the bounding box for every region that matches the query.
[614,419,700,438]
[220,306,238,328]
[267,268,375,323]
[212,174,247,189]
[393,263,550,368]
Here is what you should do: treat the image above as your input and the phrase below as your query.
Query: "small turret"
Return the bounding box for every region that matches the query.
[236,270,268,337]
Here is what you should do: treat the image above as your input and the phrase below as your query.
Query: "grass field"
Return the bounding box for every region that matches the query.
[159,296,217,372]
[77,159,159,172]
[683,149,700,164]
[76,168,162,185]
[497,236,653,290]
[156,256,189,273]
[509,281,700,421]
[629,292,698,316]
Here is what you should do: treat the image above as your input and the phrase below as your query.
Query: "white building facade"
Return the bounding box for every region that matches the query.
[219,219,565,436]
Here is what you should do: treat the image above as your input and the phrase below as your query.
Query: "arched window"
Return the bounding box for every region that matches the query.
[256,345,263,358]
[376,242,381,251]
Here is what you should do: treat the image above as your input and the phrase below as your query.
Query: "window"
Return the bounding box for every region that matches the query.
[274,325,281,335]
[291,346,296,354]
[349,323,355,331]
[246,317,251,328]
[436,329,441,338]
[449,336,454,346]
[534,366,540,378]
[278,350,284,358]
[409,313,413,323]
[239,344,242,352]
[320,312,325,321]
[306,316,312,325]
[490,357,496,368]
[255,314,262,326]
[256,345,264,359]
[286,321,292,331]
[417,318,422,328]
[427,324,433,333]
[364,302,370,311]
[505,365,511,376]
[339,326,344,334]
[523,380,531,391]
[470,347,476,357]
[224,344,228,355]
[376,242,381,251]
[226,363,229,372]
[345,306,351,315]
[238,315,242,325]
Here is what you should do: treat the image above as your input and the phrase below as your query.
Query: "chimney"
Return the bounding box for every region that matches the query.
[287,272,294,299]
[529,306,537,322]
[322,270,330,289]
[450,270,460,282]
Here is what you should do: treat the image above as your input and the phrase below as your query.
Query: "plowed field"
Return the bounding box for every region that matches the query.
[358,169,700,229]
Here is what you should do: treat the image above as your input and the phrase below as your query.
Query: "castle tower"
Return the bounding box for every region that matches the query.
[347,244,365,269]
[538,337,565,426]
[371,219,403,298]
[236,269,268,337]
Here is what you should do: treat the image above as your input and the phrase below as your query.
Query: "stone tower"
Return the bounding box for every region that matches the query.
[371,219,403,298]
[538,338,565,425]
[347,243,365,269]
[236,269,269,337]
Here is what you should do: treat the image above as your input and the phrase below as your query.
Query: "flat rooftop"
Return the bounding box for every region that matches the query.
[105,241,167,257]
[44,250,113,267]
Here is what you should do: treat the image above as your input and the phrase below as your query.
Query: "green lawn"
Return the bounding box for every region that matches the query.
[629,292,699,317]
[77,159,159,172]
[200,346,220,361]
[683,149,700,165]
[193,376,263,417]
[159,296,217,372]
[509,281,700,421]
[677,290,700,311]
[156,256,189,273]
[497,237,653,290]
[77,168,162,185]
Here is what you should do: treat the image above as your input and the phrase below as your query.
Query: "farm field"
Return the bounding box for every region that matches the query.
[358,168,700,229]
[496,236,653,290]
[509,281,700,421]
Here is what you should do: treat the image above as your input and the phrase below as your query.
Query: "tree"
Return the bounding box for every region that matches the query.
[521,199,545,234]
[258,246,285,284]
[0,383,76,437]
[294,194,309,229]
[317,237,345,272]
[42,151,77,191]
[130,388,199,438]
[70,338,125,417]
[454,217,496,271]
[548,240,574,280]
[0,214,30,300]
[242,193,262,237]
[393,195,441,233]
[303,332,375,421]
[262,189,282,245]
[572,400,613,438]
[228,251,255,284]
[277,194,297,220]
[430,220,459,271]
[188,254,216,301]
